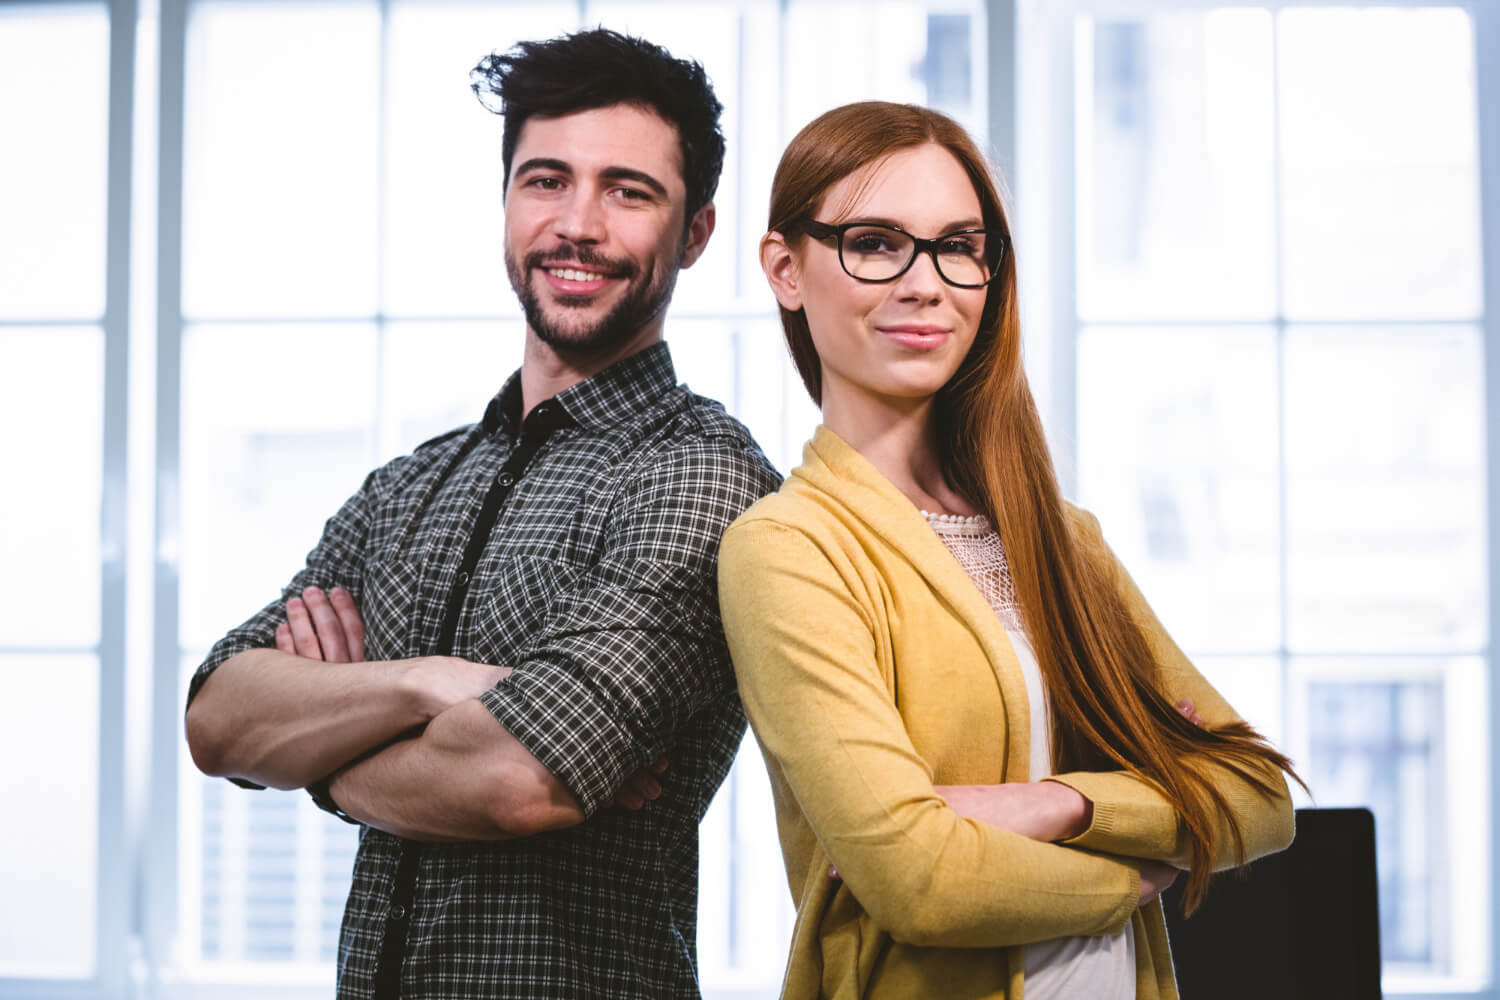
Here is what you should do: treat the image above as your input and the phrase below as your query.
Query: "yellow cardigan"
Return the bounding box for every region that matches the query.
[717,426,1294,1000]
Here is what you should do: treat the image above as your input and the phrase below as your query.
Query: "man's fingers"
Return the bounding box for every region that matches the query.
[285,597,324,660]
[275,623,295,654]
[301,587,350,662]
[328,586,366,662]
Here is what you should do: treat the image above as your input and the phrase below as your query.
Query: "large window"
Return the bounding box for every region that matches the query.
[1032,3,1494,992]
[4,2,1497,999]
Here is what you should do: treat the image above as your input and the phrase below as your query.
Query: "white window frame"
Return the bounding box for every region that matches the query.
[0,1,135,998]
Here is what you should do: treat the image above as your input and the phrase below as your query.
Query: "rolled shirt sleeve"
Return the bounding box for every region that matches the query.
[481,436,780,816]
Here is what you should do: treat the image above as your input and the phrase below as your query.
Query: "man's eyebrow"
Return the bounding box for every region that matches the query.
[513,157,573,178]
[600,166,669,197]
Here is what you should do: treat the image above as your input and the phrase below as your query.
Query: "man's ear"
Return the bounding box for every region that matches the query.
[679,202,716,269]
[760,231,803,312]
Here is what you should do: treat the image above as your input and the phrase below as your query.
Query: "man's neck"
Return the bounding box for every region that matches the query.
[519,325,664,420]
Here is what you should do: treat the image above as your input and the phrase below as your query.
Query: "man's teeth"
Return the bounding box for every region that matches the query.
[548,267,606,282]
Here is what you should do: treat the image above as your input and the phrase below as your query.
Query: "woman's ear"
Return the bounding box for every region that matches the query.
[760,231,803,312]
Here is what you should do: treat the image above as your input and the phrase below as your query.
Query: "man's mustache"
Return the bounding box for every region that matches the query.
[527,246,638,279]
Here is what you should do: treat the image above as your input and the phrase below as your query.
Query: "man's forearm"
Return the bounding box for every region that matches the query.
[185,648,438,790]
[328,697,586,841]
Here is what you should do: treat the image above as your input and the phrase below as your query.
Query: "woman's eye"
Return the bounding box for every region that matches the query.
[848,235,898,254]
[939,237,981,256]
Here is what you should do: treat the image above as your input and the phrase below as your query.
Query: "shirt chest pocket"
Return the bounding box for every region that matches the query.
[361,555,421,661]
[459,555,583,665]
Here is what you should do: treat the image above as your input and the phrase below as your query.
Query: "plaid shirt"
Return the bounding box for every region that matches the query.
[189,343,780,998]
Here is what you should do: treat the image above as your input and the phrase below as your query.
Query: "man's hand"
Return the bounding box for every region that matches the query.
[603,756,670,810]
[276,586,364,661]
[1135,858,1179,905]
[277,586,510,715]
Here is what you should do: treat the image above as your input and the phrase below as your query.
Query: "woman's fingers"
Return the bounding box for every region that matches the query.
[1175,698,1206,728]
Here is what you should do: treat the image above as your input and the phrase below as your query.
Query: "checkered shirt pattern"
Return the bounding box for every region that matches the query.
[188,343,781,999]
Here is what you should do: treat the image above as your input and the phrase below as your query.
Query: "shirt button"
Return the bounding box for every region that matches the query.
[498,472,515,488]
[389,904,407,921]
[456,571,470,586]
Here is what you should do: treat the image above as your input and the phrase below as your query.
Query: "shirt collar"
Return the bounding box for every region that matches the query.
[481,341,678,437]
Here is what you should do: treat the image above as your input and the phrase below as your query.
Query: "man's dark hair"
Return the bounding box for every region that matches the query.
[471,29,726,225]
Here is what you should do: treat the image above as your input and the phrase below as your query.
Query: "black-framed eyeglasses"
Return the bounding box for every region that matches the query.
[802,220,1007,289]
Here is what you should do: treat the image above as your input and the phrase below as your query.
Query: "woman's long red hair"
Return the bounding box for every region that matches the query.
[767,101,1299,912]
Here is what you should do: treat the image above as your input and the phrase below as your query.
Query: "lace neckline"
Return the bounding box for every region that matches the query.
[920,509,993,537]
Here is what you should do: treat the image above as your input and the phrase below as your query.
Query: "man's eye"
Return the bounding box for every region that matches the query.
[616,187,650,201]
[529,176,563,190]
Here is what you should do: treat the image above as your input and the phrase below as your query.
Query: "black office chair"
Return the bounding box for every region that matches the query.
[1162,807,1382,999]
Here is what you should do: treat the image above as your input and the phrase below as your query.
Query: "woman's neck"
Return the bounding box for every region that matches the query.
[822,391,981,517]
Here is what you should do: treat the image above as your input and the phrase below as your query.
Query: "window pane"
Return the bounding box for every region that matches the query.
[183,3,381,318]
[0,327,102,646]
[1077,326,1280,653]
[1285,326,1484,652]
[379,320,523,461]
[733,318,817,477]
[1303,669,1461,973]
[1078,12,1276,322]
[785,3,979,135]
[0,654,98,977]
[0,5,108,320]
[1278,9,1481,320]
[179,324,378,651]
[384,3,576,317]
[665,319,737,414]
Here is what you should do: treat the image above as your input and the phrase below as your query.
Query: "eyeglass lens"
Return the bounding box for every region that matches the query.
[839,225,996,286]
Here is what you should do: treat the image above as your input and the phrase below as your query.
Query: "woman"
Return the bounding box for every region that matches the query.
[717,101,1300,999]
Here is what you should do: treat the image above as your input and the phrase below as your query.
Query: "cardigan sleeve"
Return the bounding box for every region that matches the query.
[1044,511,1295,871]
[719,516,1143,949]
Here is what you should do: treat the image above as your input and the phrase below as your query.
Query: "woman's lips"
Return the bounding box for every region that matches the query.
[877,324,951,350]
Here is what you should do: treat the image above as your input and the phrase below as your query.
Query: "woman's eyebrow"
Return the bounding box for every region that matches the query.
[840,215,987,233]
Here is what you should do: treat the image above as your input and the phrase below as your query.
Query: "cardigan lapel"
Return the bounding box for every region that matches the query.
[791,425,1035,783]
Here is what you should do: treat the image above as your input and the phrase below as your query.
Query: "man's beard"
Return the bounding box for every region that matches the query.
[506,244,680,356]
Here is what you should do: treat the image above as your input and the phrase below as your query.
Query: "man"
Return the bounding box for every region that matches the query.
[185,29,779,999]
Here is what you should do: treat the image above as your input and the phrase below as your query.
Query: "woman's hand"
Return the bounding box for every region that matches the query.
[935,781,1093,842]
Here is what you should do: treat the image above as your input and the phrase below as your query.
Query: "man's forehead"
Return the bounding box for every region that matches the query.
[512,104,685,185]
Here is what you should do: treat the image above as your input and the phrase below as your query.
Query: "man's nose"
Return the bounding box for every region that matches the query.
[555,191,606,244]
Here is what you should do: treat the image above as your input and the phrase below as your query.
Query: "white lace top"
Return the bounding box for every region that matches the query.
[923,511,1135,1000]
